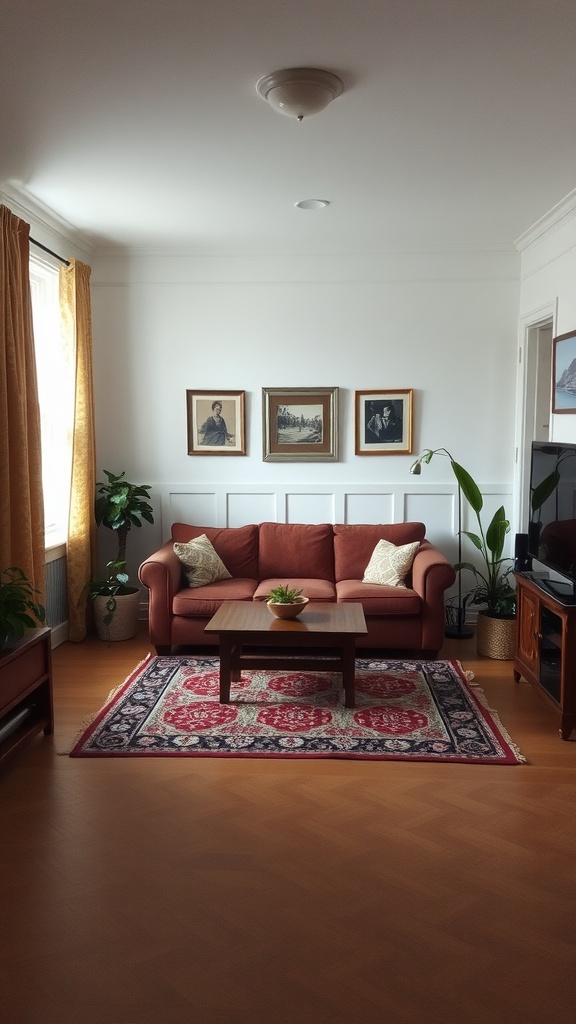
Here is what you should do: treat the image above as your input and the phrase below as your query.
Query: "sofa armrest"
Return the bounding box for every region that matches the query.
[411,541,456,652]
[138,541,183,646]
[411,541,456,598]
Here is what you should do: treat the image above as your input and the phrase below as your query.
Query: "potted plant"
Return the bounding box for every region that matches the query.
[266,584,309,620]
[90,470,154,641]
[410,448,516,658]
[0,567,46,650]
[85,560,140,643]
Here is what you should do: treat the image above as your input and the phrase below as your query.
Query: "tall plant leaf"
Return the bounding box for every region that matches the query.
[451,461,483,513]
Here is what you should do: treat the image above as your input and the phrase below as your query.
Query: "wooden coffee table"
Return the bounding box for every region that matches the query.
[205,601,367,708]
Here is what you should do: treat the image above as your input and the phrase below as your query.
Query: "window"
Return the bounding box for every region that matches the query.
[29,256,74,549]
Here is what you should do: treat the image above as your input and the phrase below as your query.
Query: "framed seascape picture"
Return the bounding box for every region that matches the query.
[552,330,576,413]
[262,387,339,462]
[186,390,246,455]
[355,389,413,455]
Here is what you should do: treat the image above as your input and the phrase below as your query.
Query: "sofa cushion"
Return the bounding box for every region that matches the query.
[336,580,421,616]
[174,535,232,588]
[253,578,337,602]
[362,538,420,588]
[258,522,335,581]
[171,523,259,579]
[173,577,258,618]
[333,523,426,582]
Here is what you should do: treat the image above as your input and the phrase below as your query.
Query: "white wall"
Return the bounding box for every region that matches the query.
[90,248,520,583]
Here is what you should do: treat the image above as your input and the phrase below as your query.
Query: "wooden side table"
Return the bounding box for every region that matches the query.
[0,626,53,766]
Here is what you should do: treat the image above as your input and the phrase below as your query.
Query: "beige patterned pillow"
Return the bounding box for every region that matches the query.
[362,538,419,588]
[173,535,232,588]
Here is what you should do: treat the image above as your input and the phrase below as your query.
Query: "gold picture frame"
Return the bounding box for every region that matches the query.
[262,387,339,462]
[355,389,413,455]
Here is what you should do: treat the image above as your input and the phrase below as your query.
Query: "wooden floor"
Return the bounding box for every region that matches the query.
[1,626,575,1024]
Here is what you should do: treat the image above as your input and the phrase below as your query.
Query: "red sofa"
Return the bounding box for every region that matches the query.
[138,521,455,657]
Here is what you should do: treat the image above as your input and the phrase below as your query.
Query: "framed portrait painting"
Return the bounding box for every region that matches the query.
[186,390,246,455]
[553,330,576,413]
[262,387,339,462]
[355,389,413,455]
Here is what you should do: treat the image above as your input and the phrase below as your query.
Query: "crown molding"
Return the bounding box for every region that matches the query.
[0,180,95,258]
[514,188,576,253]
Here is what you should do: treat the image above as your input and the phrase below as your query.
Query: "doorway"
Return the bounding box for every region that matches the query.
[515,312,554,531]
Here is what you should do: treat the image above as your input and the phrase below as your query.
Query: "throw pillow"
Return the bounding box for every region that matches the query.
[362,538,420,588]
[173,534,232,588]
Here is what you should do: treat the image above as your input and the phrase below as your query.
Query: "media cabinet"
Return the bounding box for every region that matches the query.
[0,626,53,765]
[513,573,576,740]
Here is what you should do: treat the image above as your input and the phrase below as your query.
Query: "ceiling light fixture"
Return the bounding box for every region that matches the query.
[256,67,344,120]
[295,199,330,210]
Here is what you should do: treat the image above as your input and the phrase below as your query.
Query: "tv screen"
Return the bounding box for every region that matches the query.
[528,441,576,585]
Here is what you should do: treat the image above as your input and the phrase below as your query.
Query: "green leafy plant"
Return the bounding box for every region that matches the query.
[95,470,154,564]
[267,584,304,604]
[85,560,134,627]
[0,567,46,648]
[410,448,516,618]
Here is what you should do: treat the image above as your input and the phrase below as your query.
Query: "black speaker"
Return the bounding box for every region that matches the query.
[514,533,532,572]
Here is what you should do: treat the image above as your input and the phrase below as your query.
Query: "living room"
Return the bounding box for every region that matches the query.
[2,2,576,1022]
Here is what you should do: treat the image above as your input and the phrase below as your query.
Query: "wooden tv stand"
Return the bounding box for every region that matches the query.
[513,573,576,740]
[0,627,53,765]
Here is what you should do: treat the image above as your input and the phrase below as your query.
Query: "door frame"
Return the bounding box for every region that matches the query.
[513,301,557,533]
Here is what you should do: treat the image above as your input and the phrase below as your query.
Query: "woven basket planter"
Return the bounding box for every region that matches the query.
[476,612,516,660]
[93,589,140,642]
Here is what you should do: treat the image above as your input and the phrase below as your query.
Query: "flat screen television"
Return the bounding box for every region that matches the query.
[528,440,576,598]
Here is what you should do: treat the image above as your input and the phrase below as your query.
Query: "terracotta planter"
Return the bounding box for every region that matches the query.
[476,612,516,660]
[92,588,140,642]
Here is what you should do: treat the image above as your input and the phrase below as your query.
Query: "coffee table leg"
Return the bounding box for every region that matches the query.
[342,641,356,708]
[219,637,232,703]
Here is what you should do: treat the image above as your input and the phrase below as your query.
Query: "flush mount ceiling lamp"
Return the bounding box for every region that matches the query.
[256,67,344,120]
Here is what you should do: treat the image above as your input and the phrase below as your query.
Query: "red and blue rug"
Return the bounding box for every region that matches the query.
[70,656,524,763]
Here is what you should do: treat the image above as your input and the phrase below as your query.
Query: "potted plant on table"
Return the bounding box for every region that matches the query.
[0,567,46,650]
[266,583,310,620]
[410,448,516,659]
[89,470,154,642]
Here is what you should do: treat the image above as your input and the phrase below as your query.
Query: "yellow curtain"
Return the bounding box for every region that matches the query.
[0,205,46,599]
[60,260,98,642]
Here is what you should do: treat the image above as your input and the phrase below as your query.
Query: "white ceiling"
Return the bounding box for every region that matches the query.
[2,0,576,255]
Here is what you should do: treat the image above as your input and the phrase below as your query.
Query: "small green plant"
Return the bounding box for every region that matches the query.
[267,584,304,604]
[0,567,46,648]
[85,560,133,626]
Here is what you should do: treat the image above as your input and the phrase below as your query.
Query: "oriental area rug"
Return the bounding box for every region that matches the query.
[70,655,525,763]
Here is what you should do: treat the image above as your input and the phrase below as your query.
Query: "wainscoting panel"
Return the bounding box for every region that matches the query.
[167,490,219,526]
[345,492,395,525]
[227,491,277,526]
[285,491,337,524]
[404,491,457,550]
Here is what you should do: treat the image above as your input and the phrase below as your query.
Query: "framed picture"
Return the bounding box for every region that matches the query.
[262,387,339,462]
[186,390,246,455]
[355,389,413,455]
[553,330,576,413]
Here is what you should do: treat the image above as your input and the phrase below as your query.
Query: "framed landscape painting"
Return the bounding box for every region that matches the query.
[553,330,576,413]
[355,389,413,455]
[186,390,246,455]
[262,387,339,461]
